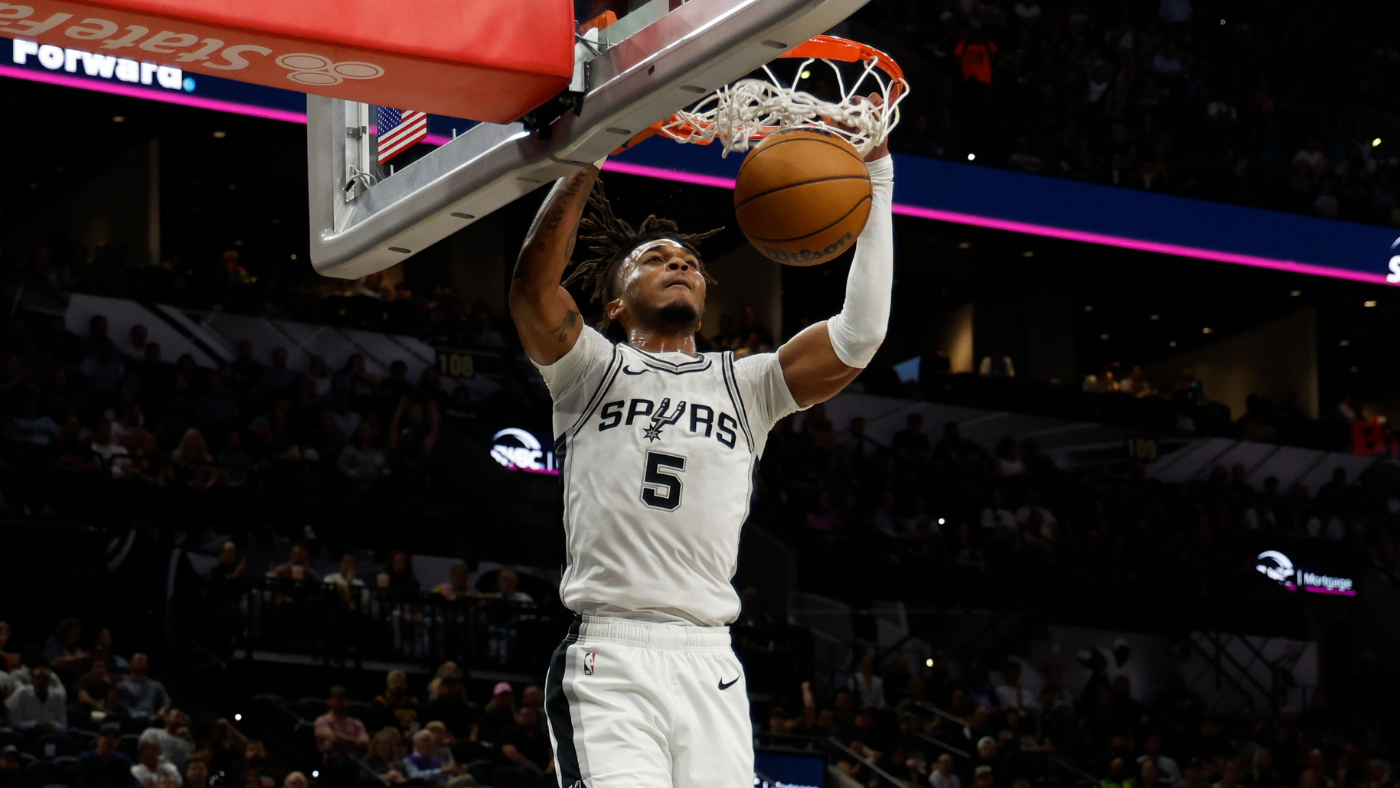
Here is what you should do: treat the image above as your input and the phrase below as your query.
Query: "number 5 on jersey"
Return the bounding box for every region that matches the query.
[641,451,686,511]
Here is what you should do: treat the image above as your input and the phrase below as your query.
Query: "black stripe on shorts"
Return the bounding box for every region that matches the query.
[545,619,583,787]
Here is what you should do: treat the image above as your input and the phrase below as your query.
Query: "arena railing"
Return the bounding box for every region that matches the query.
[754,732,909,788]
[827,736,912,788]
[915,701,1097,786]
[215,577,562,677]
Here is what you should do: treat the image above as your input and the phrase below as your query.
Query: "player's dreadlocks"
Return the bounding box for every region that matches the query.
[563,178,723,332]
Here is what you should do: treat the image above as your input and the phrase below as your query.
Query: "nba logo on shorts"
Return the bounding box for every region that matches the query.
[583,652,596,675]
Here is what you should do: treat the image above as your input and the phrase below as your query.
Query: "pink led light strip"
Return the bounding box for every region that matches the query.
[6,62,1390,284]
[0,65,452,144]
[600,161,1393,286]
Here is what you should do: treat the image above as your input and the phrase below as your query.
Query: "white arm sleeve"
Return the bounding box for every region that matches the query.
[733,350,802,433]
[825,155,894,369]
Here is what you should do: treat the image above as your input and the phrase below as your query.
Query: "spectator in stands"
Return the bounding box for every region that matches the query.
[323,553,365,606]
[404,729,475,788]
[182,758,209,788]
[83,316,110,358]
[371,670,419,735]
[91,420,132,478]
[980,491,1017,535]
[123,325,149,361]
[893,413,932,464]
[935,421,980,468]
[140,708,193,768]
[478,683,516,744]
[220,251,250,286]
[996,662,1037,714]
[203,718,248,777]
[955,31,997,87]
[314,686,369,761]
[966,737,1002,786]
[109,403,150,452]
[6,664,65,731]
[434,562,476,601]
[836,416,881,462]
[423,722,465,776]
[0,746,21,788]
[801,404,838,451]
[43,617,88,680]
[1138,734,1182,787]
[932,754,962,788]
[849,653,886,709]
[75,658,117,719]
[464,304,505,350]
[78,723,135,788]
[332,355,377,403]
[979,346,1015,378]
[425,663,458,701]
[131,738,181,788]
[211,542,246,590]
[365,729,406,784]
[1015,492,1056,532]
[282,773,308,788]
[495,706,552,787]
[1242,501,1277,532]
[421,673,475,742]
[267,348,296,392]
[994,438,1026,478]
[47,317,83,367]
[495,569,533,606]
[307,356,332,399]
[270,544,320,583]
[387,395,441,479]
[81,340,127,396]
[1306,509,1346,541]
[197,375,239,431]
[0,622,15,671]
[384,552,420,592]
[1121,366,1155,398]
[230,342,263,388]
[170,429,217,489]
[12,397,60,447]
[1101,758,1132,788]
[337,421,388,481]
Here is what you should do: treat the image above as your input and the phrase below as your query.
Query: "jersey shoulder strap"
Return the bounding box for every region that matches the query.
[567,341,624,437]
[720,351,755,451]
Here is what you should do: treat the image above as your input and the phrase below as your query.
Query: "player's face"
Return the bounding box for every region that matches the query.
[609,241,706,331]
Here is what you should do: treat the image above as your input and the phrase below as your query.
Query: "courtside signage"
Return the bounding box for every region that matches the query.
[489,428,559,476]
[1255,550,1356,597]
[11,38,185,89]
[0,0,571,121]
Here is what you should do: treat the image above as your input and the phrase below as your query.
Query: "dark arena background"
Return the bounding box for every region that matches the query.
[4,0,1400,787]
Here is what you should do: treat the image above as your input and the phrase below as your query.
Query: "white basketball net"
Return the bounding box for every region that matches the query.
[659,53,908,158]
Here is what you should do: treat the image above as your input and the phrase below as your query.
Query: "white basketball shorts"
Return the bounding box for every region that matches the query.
[544,615,753,788]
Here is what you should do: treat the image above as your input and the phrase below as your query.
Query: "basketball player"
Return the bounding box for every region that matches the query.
[509,133,894,788]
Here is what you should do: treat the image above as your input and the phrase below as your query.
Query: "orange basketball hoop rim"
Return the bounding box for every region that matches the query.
[616,34,908,158]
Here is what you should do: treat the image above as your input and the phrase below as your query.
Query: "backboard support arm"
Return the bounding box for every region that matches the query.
[308,0,871,279]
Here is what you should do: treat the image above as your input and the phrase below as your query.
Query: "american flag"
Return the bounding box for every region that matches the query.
[376,106,428,165]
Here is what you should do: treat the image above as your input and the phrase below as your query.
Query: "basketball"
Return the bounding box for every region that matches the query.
[733,129,873,266]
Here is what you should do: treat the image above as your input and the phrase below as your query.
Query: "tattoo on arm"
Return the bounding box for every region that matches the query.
[552,310,579,342]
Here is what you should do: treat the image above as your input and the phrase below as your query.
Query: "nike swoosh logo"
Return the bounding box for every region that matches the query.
[718,676,740,690]
[622,367,647,375]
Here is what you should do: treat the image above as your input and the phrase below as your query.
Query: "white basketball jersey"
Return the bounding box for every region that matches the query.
[532,326,800,626]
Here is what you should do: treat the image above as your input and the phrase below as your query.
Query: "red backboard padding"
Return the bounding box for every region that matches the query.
[0,0,575,122]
